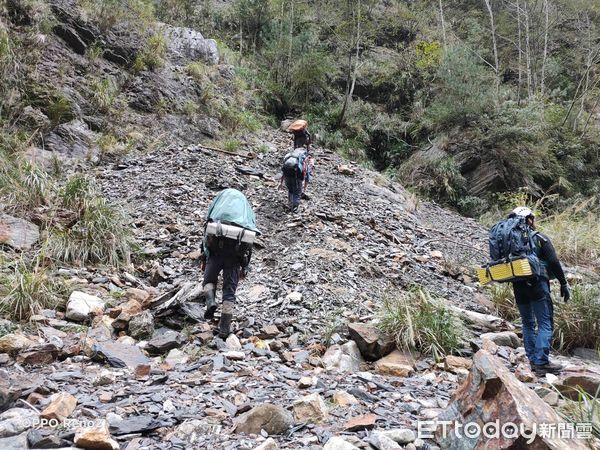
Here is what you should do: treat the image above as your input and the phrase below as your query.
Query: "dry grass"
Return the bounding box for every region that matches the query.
[538,199,600,267]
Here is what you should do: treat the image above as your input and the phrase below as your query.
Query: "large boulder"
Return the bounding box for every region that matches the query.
[293,393,328,423]
[0,333,35,354]
[233,404,293,435]
[40,392,77,422]
[374,350,415,377]
[322,341,363,373]
[0,214,40,251]
[0,408,38,438]
[436,350,589,449]
[146,330,183,355]
[128,310,154,340]
[91,340,150,370]
[480,331,521,349]
[74,420,119,450]
[323,437,360,450]
[555,367,600,399]
[65,291,106,322]
[348,322,395,361]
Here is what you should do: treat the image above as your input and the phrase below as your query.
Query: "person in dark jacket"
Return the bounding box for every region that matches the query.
[292,128,311,151]
[279,148,313,213]
[199,190,257,338]
[510,207,570,375]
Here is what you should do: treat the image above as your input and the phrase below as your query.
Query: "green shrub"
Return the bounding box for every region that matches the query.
[423,46,495,129]
[181,100,199,116]
[223,139,242,152]
[187,62,207,81]
[142,34,167,70]
[399,153,466,203]
[377,287,464,360]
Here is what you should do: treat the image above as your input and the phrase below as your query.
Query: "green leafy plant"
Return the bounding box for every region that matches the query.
[0,155,50,211]
[46,94,74,125]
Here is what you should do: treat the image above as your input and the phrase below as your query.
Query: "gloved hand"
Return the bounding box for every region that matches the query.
[560,283,570,303]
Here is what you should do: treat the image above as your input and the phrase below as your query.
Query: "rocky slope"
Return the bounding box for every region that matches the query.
[1,132,599,450]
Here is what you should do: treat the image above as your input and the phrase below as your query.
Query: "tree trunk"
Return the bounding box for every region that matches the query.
[287,0,294,85]
[336,0,361,128]
[516,0,523,105]
[524,3,533,98]
[439,0,447,49]
[483,0,500,99]
[540,0,550,97]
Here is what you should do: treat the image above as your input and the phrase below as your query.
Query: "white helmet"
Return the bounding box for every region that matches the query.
[512,206,534,218]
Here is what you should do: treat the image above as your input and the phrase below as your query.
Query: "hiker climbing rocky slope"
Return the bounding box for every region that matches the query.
[1,1,599,449]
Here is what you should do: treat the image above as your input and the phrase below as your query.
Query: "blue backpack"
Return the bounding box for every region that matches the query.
[282,149,307,178]
[488,216,544,279]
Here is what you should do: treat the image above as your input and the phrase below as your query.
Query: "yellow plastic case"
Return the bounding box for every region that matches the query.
[478,258,533,285]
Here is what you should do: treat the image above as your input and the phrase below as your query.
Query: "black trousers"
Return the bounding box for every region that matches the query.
[202,251,240,303]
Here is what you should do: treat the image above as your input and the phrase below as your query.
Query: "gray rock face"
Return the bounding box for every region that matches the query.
[45,120,99,159]
[128,310,154,340]
[162,25,219,64]
[0,408,38,438]
[0,214,40,251]
[233,404,293,435]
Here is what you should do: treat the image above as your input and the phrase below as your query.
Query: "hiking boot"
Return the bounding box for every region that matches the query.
[532,362,563,375]
[218,301,234,338]
[203,284,217,320]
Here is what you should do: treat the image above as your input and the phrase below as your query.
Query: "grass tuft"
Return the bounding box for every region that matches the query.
[552,283,600,352]
[377,287,464,361]
[48,175,133,266]
[0,260,62,321]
